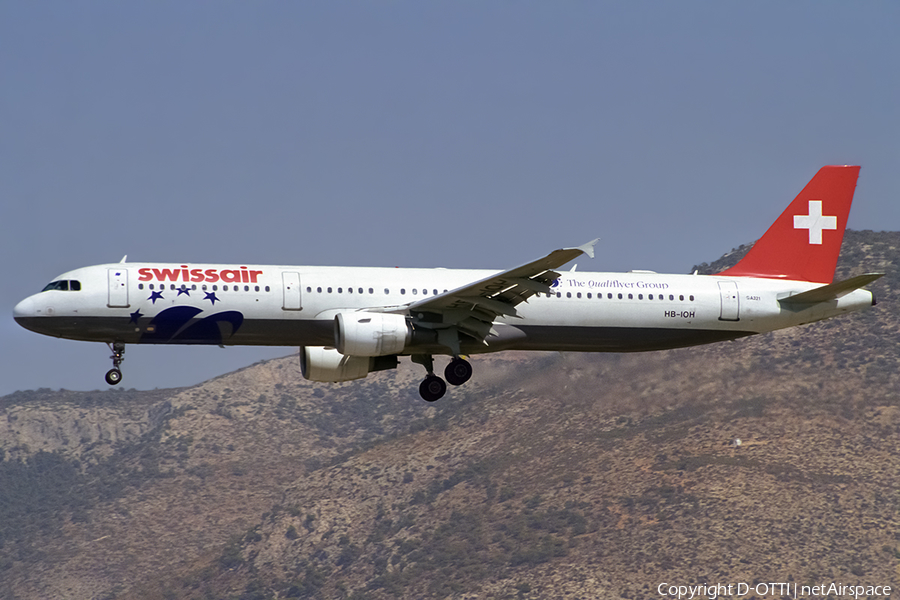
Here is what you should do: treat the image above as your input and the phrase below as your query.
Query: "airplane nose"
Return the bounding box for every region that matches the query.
[13,296,37,325]
[14,294,62,337]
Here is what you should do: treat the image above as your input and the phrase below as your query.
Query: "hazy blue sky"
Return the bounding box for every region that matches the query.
[2,2,898,395]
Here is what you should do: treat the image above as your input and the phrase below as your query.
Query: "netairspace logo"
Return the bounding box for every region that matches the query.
[657,582,892,599]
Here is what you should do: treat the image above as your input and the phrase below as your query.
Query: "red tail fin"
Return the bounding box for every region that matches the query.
[718,166,860,284]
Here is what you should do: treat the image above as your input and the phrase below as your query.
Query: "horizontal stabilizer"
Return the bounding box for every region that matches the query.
[779,273,884,305]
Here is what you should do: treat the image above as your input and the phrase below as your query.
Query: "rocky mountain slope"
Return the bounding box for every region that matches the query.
[1,230,899,599]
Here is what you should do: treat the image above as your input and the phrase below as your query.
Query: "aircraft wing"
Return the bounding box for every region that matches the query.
[386,239,599,353]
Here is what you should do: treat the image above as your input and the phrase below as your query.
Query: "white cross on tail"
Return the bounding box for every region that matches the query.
[793,200,837,244]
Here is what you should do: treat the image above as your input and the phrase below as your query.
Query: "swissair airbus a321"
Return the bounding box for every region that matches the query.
[14,166,883,401]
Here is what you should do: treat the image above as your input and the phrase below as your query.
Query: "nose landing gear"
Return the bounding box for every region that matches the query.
[105,342,125,386]
[412,354,472,402]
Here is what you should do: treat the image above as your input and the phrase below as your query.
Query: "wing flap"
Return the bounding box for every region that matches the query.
[505,276,554,294]
[456,295,520,318]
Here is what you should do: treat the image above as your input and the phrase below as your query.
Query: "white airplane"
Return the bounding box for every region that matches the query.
[14,166,882,401]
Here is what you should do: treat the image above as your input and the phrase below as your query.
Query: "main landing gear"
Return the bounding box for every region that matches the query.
[444,357,473,386]
[105,342,125,386]
[419,375,446,403]
[413,355,473,402]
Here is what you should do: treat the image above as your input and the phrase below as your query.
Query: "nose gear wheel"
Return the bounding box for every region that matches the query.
[105,368,122,385]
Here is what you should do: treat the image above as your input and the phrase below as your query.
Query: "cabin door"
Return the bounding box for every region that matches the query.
[717,281,740,321]
[107,268,130,308]
[282,272,302,311]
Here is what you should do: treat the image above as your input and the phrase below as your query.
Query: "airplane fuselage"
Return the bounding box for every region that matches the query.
[14,261,874,355]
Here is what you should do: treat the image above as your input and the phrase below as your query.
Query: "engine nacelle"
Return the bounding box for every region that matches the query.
[334,312,411,357]
[300,346,398,382]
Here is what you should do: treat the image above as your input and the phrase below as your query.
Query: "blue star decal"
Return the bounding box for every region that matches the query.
[148,291,164,304]
[177,287,191,297]
[129,309,143,324]
[204,291,220,305]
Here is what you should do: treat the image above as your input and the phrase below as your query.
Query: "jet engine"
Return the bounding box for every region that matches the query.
[300,346,398,382]
[334,312,411,357]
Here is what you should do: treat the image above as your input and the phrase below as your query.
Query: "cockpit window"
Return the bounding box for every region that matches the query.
[41,280,81,292]
[42,280,68,292]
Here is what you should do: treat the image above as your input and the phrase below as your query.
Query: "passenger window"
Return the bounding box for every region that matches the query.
[689,295,694,301]
[384,288,390,295]
[628,293,633,300]
[638,294,643,300]
[138,284,144,290]
[317,287,322,293]
[412,289,417,295]
[679,295,684,301]
[338,287,343,293]
[576,292,581,298]
[433,289,438,295]
[567,292,572,298]
[368,288,373,294]
[669,294,674,300]
[618,293,623,299]
[255,286,260,292]
[306,286,312,293]
[648,294,653,300]
[327,287,332,293]
[265,286,270,292]
[608,293,613,299]
[587,293,592,299]
[244,285,249,291]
